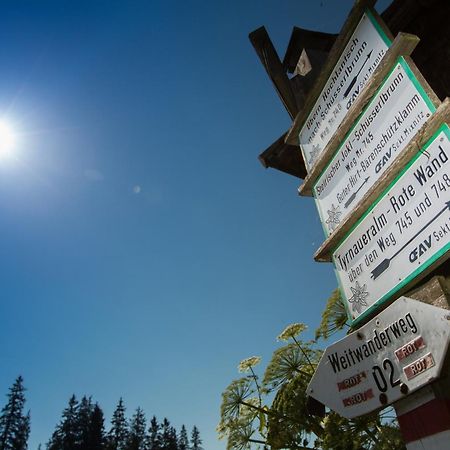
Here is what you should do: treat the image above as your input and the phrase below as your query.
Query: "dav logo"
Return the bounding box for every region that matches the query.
[409,235,432,263]
[375,149,392,173]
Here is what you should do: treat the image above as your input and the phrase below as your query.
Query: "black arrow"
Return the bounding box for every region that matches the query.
[344,177,370,209]
[343,50,373,99]
[370,201,450,280]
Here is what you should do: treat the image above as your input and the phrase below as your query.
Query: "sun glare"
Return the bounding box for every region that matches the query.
[0,120,16,159]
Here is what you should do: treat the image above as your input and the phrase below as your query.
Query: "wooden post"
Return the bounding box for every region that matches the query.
[394,276,450,449]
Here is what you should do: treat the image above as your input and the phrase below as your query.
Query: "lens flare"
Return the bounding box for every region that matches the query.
[0,121,16,158]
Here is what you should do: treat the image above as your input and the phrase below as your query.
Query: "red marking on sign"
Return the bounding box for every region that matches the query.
[337,371,367,391]
[403,353,435,380]
[395,336,426,361]
[342,389,374,407]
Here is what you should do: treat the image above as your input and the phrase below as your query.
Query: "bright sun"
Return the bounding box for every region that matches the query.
[0,121,16,158]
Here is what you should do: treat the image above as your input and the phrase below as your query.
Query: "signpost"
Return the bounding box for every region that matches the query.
[333,123,450,324]
[299,9,391,171]
[313,57,436,237]
[307,296,450,419]
[251,1,450,446]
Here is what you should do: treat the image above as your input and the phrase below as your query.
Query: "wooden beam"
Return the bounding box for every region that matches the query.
[258,132,306,179]
[249,26,299,119]
[253,28,337,180]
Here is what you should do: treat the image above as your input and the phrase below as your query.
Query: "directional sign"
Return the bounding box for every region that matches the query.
[300,10,391,172]
[307,296,450,419]
[333,123,450,324]
[314,57,436,237]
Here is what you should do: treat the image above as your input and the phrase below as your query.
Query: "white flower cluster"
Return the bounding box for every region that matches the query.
[238,356,261,373]
[277,323,307,341]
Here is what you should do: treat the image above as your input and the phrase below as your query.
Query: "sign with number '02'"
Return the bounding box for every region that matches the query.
[307,297,450,419]
[333,123,450,324]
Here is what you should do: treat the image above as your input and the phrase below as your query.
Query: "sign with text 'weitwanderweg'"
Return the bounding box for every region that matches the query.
[307,297,450,419]
[333,124,450,324]
[300,10,391,172]
[314,58,436,237]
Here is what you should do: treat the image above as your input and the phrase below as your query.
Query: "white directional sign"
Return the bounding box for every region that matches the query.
[307,297,450,419]
[314,58,436,237]
[300,10,391,171]
[333,124,450,324]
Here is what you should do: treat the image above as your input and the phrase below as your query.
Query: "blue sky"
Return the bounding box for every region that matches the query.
[0,1,390,449]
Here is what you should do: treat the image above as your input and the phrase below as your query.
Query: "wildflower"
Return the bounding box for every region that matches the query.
[277,323,307,341]
[238,356,261,373]
[240,397,260,419]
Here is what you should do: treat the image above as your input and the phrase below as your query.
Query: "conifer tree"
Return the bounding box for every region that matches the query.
[190,427,202,450]
[10,411,30,450]
[107,399,128,450]
[160,420,177,450]
[167,427,177,450]
[48,395,79,450]
[0,376,30,450]
[125,408,146,450]
[75,396,93,450]
[177,426,188,450]
[86,404,105,450]
[146,416,160,450]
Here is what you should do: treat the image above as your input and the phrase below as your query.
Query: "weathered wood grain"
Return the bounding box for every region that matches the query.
[249,27,299,119]
[314,97,450,262]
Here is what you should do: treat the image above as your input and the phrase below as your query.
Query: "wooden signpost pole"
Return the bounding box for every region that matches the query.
[395,374,450,448]
[394,275,450,449]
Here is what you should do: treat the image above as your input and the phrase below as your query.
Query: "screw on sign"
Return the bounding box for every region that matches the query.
[307,297,450,419]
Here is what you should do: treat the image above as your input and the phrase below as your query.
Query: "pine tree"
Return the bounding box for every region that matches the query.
[0,376,30,450]
[160,420,177,450]
[146,417,160,450]
[190,427,202,450]
[10,411,30,450]
[75,397,93,450]
[125,408,146,450]
[106,399,128,450]
[178,426,188,450]
[86,404,105,450]
[48,395,79,450]
[167,427,177,450]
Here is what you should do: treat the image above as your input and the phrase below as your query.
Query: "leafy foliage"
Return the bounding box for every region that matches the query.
[315,288,349,340]
[218,322,405,450]
[263,342,319,391]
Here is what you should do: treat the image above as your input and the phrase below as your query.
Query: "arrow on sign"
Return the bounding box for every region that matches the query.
[344,177,370,209]
[343,50,373,99]
[370,201,450,280]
